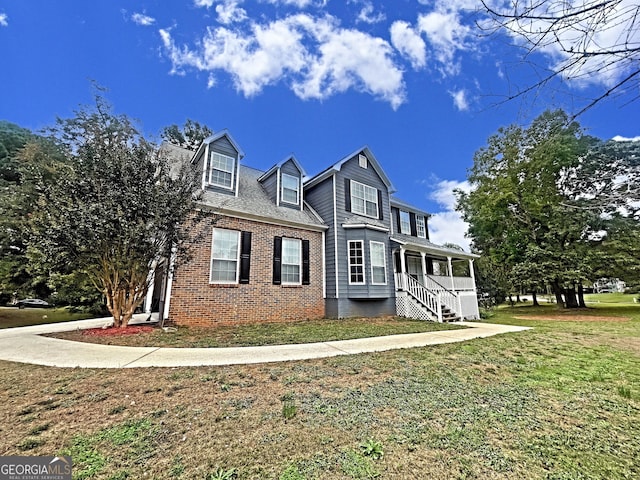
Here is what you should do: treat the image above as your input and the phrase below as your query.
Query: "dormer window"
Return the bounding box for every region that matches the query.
[281,173,300,205]
[208,151,235,189]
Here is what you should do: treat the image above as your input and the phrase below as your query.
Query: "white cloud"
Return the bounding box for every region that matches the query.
[216,0,247,24]
[612,135,640,142]
[160,14,406,108]
[427,179,472,250]
[449,88,469,111]
[0,13,8,27]
[417,8,472,76]
[194,0,215,7]
[390,21,426,69]
[131,13,155,26]
[264,0,315,7]
[356,2,386,24]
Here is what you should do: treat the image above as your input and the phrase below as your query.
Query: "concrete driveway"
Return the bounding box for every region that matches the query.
[0,316,531,368]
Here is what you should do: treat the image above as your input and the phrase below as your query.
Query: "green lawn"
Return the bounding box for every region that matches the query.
[0,306,93,329]
[1,303,638,479]
[584,292,638,304]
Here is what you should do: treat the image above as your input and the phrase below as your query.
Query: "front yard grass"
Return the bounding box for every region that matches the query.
[0,306,93,329]
[48,317,465,348]
[1,303,638,479]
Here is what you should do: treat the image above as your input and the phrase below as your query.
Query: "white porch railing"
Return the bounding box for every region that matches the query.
[395,273,459,322]
[427,275,475,292]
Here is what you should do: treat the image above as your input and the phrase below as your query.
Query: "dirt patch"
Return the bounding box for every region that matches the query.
[514,315,628,322]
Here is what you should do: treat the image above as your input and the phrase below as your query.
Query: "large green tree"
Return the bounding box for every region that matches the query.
[161,119,212,151]
[457,110,603,308]
[28,96,200,327]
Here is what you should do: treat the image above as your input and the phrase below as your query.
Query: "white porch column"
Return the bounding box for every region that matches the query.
[420,252,427,286]
[399,246,406,274]
[469,259,477,292]
[447,256,454,291]
[144,261,157,314]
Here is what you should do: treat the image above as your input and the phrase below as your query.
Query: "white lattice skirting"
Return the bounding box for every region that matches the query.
[395,293,436,322]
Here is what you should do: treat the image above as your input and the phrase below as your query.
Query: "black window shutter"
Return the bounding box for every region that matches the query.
[239,231,251,284]
[396,209,402,234]
[344,178,351,212]
[377,190,384,220]
[272,236,282,285]
[302,239,310,285]
[410,213,417,237]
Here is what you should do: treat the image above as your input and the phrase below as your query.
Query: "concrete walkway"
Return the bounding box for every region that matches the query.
[0,316,531,369]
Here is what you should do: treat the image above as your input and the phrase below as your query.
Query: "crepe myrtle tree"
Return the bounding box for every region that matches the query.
[28,95,201,328]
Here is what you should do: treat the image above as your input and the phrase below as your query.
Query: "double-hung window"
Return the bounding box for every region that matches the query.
[399,211,411,234]
[416,215,426,238]
[281,173,299,205]
[348,240,365,284]
[370,241,387,285]
[281,238,302,284]
[208,151,235,189]
[210,228,240,283]
[351,180,379,218]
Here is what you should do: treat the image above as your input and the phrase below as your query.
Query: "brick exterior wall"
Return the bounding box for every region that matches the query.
[168,215,325,326]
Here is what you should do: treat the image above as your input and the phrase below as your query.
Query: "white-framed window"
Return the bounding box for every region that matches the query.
[400,211,411,235]
[351,180,379,218]
[370,241,387,285]
[281,238,302,284]
[416,215,426,238]
[358,153,368,169]
[208,151,235,189]
[210,228,240,283]
[281,173,300,205]
[348,240,365,284]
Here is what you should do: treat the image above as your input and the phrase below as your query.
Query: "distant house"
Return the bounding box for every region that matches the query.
[148,131,479,326]
[593,278,627,293]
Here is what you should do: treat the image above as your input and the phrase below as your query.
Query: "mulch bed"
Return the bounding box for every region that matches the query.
[514,315,628,322]
[80,326,156,336]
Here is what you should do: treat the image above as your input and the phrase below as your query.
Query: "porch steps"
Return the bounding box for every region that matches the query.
[440,306,460,322]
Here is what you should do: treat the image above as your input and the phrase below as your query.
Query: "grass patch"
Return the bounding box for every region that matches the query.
[1,303,638,479]
[0,306,93,329]
[584,292,637,304]
[48,317,465,348]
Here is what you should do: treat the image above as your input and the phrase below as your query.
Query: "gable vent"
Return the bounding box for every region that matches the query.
[358,153,368,169]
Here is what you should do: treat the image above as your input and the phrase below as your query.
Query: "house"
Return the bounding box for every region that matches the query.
[593,278,627,293]
[149,131,479,326]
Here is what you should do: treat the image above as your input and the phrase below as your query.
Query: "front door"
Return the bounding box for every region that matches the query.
[406,255,423,284]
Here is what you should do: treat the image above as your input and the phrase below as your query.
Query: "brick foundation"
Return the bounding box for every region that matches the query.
[168,216,325,326]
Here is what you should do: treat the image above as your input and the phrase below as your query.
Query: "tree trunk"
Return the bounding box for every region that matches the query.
[551,280,565,307]
[516,294,521,303]
[564,286,579,308]
[578,284,587,308]
[532,292,539,306]
[508,294,514,306]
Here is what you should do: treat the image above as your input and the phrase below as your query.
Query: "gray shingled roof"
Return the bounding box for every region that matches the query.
[390,233,479,259]
[199,165,327,231]
[342,214,388,230]
[390,196,430,216]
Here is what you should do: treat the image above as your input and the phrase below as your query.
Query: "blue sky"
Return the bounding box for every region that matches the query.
[1,0,638,249]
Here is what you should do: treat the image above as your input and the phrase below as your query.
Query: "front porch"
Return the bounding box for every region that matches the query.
[391,236,480,322]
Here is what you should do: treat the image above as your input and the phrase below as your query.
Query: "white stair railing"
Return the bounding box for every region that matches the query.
[395,273,460,322]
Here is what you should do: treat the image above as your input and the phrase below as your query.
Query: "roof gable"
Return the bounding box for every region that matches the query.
[192,129,245,163]
[304,146,396,192]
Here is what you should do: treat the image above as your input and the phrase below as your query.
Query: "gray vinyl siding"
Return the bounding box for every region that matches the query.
[325,298,396,318]
[260,171,278,203]
[304,153,396,318]
[205,137,240,195]
[304,177,336,298]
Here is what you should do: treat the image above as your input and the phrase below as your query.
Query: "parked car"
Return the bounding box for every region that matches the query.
[16,298,50,309]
